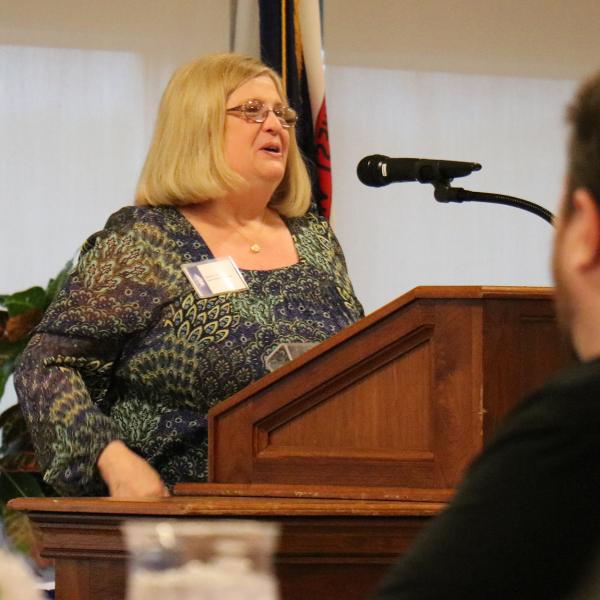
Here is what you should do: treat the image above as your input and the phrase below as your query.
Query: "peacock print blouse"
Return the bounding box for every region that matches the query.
[15,206,363,495]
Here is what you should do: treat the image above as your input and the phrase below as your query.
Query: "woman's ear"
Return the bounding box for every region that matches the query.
[569,188,600,271]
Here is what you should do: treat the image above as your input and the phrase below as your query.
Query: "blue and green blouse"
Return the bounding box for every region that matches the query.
[15,206,363,495]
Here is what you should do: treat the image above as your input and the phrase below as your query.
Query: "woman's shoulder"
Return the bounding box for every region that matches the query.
[287,210,326,224]
[286,210,331,235]
[103,205,178,232]
[81,205,181,252]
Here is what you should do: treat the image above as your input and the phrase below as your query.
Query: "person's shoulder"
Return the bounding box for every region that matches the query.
[286,211,331,235]
[81,206,178,252]
[104,205,176,233]
[452,360,600,510]
[545,357,600,390]
[493,359,600,444]
[287,210,321,224]
[541,359,600,419]
[525,359,600,413]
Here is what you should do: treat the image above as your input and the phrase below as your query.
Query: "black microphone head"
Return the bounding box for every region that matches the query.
[357,154,390,187]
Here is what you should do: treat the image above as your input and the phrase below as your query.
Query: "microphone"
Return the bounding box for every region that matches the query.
[357,154,482,187]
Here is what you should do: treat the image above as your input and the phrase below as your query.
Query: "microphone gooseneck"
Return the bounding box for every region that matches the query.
[433,183,554,225]
[356,154,554,225]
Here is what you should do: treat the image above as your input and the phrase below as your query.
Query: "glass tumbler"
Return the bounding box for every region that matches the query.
[122,519,280,600]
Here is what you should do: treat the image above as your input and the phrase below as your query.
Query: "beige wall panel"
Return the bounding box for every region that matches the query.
[325,0,600,79]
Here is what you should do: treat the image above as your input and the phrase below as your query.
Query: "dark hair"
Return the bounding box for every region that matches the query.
[566,70,600,211]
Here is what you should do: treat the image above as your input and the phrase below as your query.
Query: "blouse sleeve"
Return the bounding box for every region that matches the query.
[14,209,166,495]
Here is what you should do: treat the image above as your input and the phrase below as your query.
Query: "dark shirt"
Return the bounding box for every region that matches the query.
[372,359,600,600]
[15,206,363,495]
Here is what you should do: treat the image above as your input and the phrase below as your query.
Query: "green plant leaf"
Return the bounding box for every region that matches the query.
[0,337,28,362]
[0,471,45,503]
[0,447,38,473]
[0,471,46,556]
[0,338,27,399]
[45,259,73,304]
[0,404,31,452]
[0,435,34,467]
[0,404,26,434]
[0,353,15,399]
[0,287,47,317]
[0,262,70,558]
[2,504,36,555]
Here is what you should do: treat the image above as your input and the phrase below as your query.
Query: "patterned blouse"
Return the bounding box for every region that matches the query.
[15,206,364,495]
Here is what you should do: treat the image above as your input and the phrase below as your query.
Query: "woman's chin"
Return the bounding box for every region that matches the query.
[257,165,286,186]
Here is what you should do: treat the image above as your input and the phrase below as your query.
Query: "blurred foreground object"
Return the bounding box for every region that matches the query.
[0,548,44,600]
[123,519,280,600]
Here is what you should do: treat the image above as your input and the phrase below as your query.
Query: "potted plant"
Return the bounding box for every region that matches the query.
[0,262,71,555]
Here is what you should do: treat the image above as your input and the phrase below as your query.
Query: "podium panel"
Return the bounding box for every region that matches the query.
[209,287,570,495]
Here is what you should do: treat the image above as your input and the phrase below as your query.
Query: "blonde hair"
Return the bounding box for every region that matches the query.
[135,53,312,217]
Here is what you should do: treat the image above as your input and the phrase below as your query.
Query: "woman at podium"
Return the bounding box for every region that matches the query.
[14,53,363,498]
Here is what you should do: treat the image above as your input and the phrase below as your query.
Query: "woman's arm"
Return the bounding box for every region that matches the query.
[15,209,170,496]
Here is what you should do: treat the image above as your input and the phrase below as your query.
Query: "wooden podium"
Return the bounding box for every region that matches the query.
[11,287,570,600]
[204,285,569,496]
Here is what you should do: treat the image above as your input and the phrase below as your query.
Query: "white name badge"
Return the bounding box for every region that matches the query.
[182,257,249,298]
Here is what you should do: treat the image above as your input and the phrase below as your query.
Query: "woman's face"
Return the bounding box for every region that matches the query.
[223,75,290,191]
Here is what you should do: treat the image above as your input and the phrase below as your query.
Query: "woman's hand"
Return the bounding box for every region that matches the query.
[97,440,170,498]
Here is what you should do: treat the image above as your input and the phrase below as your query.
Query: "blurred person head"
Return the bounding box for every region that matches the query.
[553,69,600,359]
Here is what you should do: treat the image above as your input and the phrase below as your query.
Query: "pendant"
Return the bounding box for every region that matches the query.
[250,243,261,253]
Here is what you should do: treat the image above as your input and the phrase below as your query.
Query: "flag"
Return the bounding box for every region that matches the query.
[258,0,331,220]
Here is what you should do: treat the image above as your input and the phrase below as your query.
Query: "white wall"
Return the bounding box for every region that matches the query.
[0,0,230,413]
[328,66,575,312]
[324,0,600,313]
[1,0,230,291]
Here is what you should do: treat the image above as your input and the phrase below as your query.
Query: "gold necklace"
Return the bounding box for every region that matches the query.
[223,211,267,254]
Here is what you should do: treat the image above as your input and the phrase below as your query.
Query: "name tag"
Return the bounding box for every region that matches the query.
[182,257,249,298]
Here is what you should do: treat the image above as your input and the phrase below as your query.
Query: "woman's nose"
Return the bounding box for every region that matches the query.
[262,109,284,132]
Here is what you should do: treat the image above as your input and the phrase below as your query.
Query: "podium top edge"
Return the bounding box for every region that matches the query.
[9,495,445,518]
[409,285,554,300]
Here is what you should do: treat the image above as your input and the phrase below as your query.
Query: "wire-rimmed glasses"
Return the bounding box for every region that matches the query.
[226,99,298,128]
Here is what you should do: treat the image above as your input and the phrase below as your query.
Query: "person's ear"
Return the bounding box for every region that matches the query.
[569,188,600,270]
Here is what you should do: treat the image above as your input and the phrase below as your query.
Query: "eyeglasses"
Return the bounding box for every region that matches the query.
[226,99,298,128]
